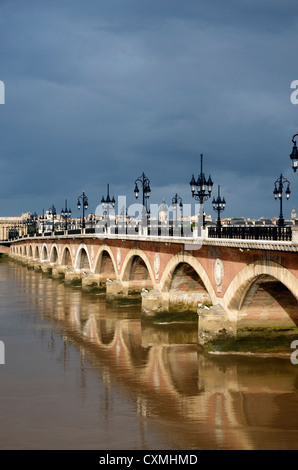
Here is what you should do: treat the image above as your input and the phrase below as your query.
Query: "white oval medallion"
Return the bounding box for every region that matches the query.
[154,253,160,280]
[117,247,121,271]
[214,258,224,293]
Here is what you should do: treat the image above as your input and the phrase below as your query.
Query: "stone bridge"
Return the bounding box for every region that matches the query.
[8,229,298,343]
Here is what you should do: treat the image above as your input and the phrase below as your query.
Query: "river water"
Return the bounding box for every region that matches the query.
[0,259,298,450]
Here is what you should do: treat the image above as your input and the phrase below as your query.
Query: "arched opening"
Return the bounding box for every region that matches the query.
[77,248,90,271]
[165,262,211,314]
[61,247,72,268]
[238,275,298,329]
[28,246,33,258]
[50,246,58,264]
[23,246,27,256]
[123,255,151,284]
[95,250,116,279]
[119,253,153,300]
[34,246,39,259]
[41,245,48,261]
[19,246,22,255]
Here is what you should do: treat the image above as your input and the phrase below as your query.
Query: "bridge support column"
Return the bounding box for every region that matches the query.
[52,266,67,279]
[106,279,145,303]
[33,261,42,272]
[41,262,52,274]
[81,273,102,289]
[197,305,236,345]
[64,270,82,285]
[141,290,169,317]
[106,280,129,301]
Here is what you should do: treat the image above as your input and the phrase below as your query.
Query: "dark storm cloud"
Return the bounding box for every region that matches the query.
[0,0,297,218]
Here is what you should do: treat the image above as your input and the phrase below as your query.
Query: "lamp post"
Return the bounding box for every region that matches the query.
[48,205,56,232]
[134,173,151,216]
[171,193,183,220]
[77,191,88,229]
[273,174,291,227]
[212,185,226,236]
[190,153,213,226]
[290,133,298,172]
[101,184,115,224]
[61,200,72,231]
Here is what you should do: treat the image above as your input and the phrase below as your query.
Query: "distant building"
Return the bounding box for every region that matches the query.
[158,199,168,223]
[0,213,32,240]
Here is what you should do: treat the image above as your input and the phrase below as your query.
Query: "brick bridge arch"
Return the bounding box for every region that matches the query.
[94,245,117,279]
[61,245,73,267]
[49,244,59,264]
[41,244,48,261]
[160,252,217,306]
[34,245,40,260]
[120,249,155,285]
[75,244,91,271]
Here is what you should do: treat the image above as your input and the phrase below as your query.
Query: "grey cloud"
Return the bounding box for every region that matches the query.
[0,0,297,218]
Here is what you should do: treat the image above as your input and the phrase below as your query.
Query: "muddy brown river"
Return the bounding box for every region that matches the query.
[0,259,298,450]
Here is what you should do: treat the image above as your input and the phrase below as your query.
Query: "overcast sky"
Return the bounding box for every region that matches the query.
[0,0,298,220]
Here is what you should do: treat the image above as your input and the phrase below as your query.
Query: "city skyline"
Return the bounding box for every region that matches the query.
[0,1,297,219]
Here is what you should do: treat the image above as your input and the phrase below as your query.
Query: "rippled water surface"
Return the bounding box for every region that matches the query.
[1,260,298,450]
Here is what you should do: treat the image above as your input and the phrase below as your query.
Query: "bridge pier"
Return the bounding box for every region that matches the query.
[141,290,169,317]
[141,288,212,320]
[41,262,52,274]
[197,305,237,345]
[106,279,145,303]
[106,279,128,300]
[33,262,42,272]
[52,266,67,279]
[81,273,102,289]
[64,270,82,285]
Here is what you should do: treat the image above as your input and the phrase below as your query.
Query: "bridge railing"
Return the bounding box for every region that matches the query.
[207,225,292,241]
[5,222,294,243]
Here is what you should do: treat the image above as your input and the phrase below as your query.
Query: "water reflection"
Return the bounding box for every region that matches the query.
[3,260,298,450]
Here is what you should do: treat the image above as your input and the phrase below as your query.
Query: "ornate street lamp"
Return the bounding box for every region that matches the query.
[101,184,115,223]
[61,200,72,230]
[212,185,226,236]
[48,205,56,232]
[290,133,298,172]
[273,174,291,227]
[77,191,88,229]
[171,193,183,222]
[134,172,151,215]
[190,153,213,226]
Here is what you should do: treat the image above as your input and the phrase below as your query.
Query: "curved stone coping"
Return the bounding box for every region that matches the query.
[8,233,298,252]
[202,238,297,252]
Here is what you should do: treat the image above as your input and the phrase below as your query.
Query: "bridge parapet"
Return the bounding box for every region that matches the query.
[7,230,298,252]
